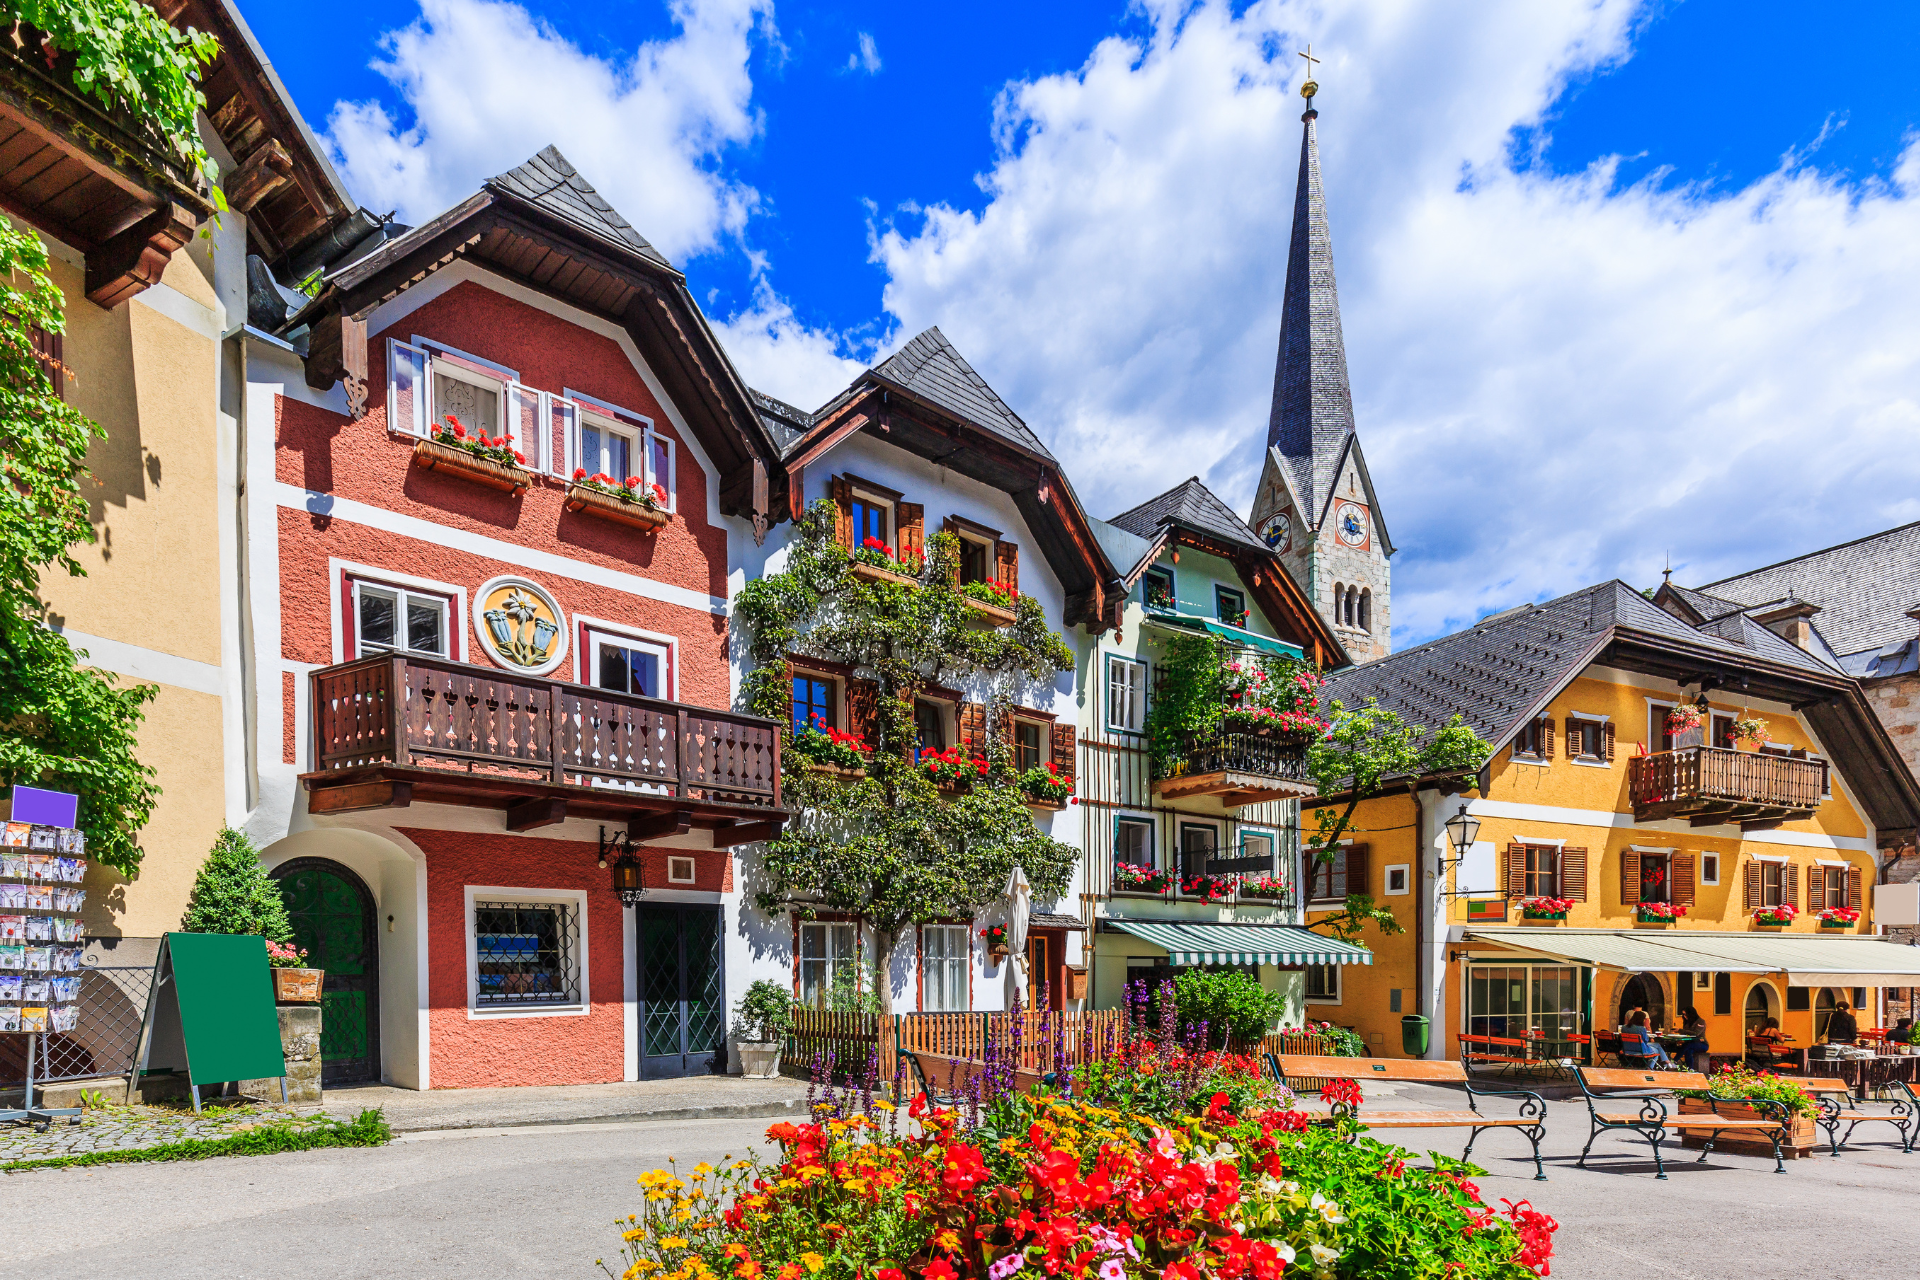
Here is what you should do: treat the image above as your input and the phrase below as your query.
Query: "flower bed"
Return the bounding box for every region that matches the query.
[1112,863,1173,895]
[1018,761,1074,808]
[1673,1064,1820,1159]
[1753,905,1797,927]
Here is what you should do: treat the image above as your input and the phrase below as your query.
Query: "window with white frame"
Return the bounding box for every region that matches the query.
[667,856,696,884]
[1700,852,1720,885]
[590,630,671,699]
[922,924,969,1012]
[576,408,675,508]
[1107,655,1146,733]
[1306,964,1341,1003]
[1115,816,1153,869]
[434,360,503,439]
[352,579,449,658]
[387,339,539,460]
[799,921,857,1010]
[471,897,583,1010]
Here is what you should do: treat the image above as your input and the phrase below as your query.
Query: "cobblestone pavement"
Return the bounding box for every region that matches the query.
[1,1100,324,1164]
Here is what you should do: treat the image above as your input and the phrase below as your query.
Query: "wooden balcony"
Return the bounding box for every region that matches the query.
[1628,745,1826,830]
[305,655,784,843]
[1151,732,1317,807]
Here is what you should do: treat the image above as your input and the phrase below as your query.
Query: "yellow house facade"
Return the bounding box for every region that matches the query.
[1305,580,1920,1064]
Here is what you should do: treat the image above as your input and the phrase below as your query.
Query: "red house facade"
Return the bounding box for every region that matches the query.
[240,149,783,1089]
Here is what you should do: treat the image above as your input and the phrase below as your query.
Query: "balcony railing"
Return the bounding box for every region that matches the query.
[1151,731,1317,807]
[1628,745,1824,828]
[309,654,781,811]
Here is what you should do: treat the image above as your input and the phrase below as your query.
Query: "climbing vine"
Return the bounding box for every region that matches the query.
[736,500,1078,1011]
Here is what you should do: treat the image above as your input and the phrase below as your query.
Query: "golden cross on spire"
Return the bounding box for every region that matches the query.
[1298,44,1320,100]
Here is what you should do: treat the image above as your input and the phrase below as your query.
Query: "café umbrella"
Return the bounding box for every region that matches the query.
[1002,865,1031,1007]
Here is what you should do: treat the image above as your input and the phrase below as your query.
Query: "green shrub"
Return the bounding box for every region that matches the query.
[178,827,293,941]
[1173,967,1288,1047]
[734,979,796,1042]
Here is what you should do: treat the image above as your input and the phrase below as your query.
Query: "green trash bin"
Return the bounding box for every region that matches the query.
[1401,1014,1430,1057]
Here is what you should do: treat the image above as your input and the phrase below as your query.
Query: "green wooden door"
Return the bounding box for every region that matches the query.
[639,905,724,1078]
[273,859,380,1084]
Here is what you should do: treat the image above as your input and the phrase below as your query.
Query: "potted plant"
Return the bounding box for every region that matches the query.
[1636,901,1686,924]
[1731,716,1770,750]
[565,468,670,530]
[979,923,1010,958]
[1017,760,1074,808]
[1238,872,1290,902]
[1519,896,1574,920]
[847,537,923,586]
[267,939,322,1003]
[732,979,795,1079]
[1817,906,1860,929]
[922,743,984,790]
[788,719,871,778]
[1753,904,1797,927]
[959,577,1019,627]
[1112,862,1174,895]
[1674,1064,1820,1158]
[412,414,533,491]
[1665,702,1703,736]
[1180,872,1234,903]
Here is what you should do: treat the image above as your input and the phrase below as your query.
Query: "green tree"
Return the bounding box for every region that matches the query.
[1172,968,1289,1047]
[736,501,1078,1012]
[179,827,292,940]
[1301,698,1492,945]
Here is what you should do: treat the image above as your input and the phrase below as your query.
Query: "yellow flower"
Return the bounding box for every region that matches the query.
[873,1100,896,1112]
[933,1231,961,1253]
[800,1254,826,1274]
[624,1229,649,1242]
[694,1162,715,1176]
[662,1237,690,1249]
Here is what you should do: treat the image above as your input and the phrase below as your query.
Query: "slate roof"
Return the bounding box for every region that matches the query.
[1088,517,1157,582]
[1265,105,1356,526]
[1664,583,1747,622]
[1702,521,1920,657]
[870,327,1054,461]
[750,388,812,454]
[1322,580,1836,754]
[485,145,672,269]
[1108,477,1266,554]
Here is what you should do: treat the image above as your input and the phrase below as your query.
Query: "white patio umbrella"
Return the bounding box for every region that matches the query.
[1002,865,1032,1009]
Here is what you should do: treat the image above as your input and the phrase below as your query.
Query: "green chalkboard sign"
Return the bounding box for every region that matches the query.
[133,933,287,1109]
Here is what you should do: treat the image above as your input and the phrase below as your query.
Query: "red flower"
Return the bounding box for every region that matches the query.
[652,483,668,502]
[444,414,466,438]
[878,1271,905,1280]
[573,467,587,480]
[940,1143,990,1197]
[1205,1091,1234,1124]
[513,451,526,464]
[908,1091,928,1118]
[923,1263,958,1280]
[625,475,642,488]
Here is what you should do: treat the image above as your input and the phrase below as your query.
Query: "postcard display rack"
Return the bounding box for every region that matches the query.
[0,786,87,1128]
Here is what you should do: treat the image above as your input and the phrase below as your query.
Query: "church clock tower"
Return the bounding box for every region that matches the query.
[1249,72,1393,662]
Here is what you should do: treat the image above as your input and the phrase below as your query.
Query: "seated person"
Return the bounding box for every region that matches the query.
[1827,1002,1860,1046]
[1749,1017,1791,1066]
[1889,1017,1915,1045]
[1674,1005,1711,1073]
[1620,1010,1678,1070]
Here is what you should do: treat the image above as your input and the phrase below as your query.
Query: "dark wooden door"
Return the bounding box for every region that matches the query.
[273,858,380,1084]
[639,905,725,1078]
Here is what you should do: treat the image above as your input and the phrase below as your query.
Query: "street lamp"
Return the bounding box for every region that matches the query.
[611,855,645,908]
[1445,804,1481,860]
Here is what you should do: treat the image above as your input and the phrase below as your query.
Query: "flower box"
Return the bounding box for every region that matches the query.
[411,437,532,492]
[800,761,867,782]
[1521,910,1568,921]
[849,560,918,588]
[564,482,669,530]
[1635,910,1676,925]
[1676,1098,1818,1160]
[1818,918,1852,929]
[963,597,1017,627]
[272,967,323,1004]
[1024,795,1067,811]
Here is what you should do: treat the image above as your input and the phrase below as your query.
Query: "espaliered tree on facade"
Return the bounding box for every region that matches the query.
[736,500,1078,1012]
[1302,698,1492,944]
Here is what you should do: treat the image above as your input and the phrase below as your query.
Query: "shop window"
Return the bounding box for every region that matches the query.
[471,897,583,1010]
[1115,817,1153,869]
[1306,964,1341,1003]
[791,674,835,736]
[591,631,670,699]
[1014,720,1044,773]
[1106,655,1147,733]
[799,921,857,1010]
[921,924,969,1012]
[1468,964,1580,1045]
[353,580,449,658]
[1143,567,1175,610]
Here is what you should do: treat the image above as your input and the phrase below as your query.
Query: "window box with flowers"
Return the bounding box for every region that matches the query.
[787,724,872,779]
[1017,760,1074,809]
[1181,873,1234,903]
[921,743,985,791]
[959,577,1019,627]
[1112,863,1173,896]
[979,923,1009,958]
[565,469,671,531]
[1236,873,1291,904]
[848,537,923,586]
[1636,901,1686,925]
[412,414,532,492]
[1817,907,1860,929]
[1520,896,1574,921]
[1753,904,1797,927]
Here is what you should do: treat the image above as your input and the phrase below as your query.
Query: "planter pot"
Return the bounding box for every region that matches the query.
[1112,885,1171,898]
[849,561,918,587]
[1023,794,1068,811]
[1676,1098,1818,1159]
[564,483,670,531]
[411,438,532,492]
[272,967,324,1004]
[1522,910,1568,922]
[1818,920,1853,929]
[738,1040,783,1080]
[1636,912,1681,925]
[962,597,1016,628]
[1754,920,1791,929]
[800,761,868,781]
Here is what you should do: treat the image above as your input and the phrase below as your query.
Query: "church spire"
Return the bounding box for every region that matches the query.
[1265,72,1356,524]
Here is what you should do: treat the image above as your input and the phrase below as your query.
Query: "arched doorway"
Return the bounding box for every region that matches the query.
[1617,972,1667,1030]
[1745,981,1777,1037]
[1813,988,1839,1042]
[273,858,380,1085]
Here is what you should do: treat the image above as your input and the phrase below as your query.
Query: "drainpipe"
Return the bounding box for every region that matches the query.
[1414,785,1447,1059]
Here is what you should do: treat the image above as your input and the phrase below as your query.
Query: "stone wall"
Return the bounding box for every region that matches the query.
[1864,671,1920,775]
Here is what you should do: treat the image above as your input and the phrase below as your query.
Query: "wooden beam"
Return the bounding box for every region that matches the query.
[710,819,781,848]
[507,797,567,832]
[308,780,412,814]
[226,138,294,213]
[85,201,197,307]
[629,809,693,843]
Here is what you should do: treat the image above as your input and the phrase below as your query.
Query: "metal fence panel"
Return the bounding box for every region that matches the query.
[0,964,152,1089]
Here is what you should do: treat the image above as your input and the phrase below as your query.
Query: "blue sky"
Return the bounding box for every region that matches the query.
[245,0,1920,644]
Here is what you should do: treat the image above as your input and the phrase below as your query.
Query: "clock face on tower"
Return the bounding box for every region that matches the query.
[1333,501,1369,549]
[1260,510,1292,553]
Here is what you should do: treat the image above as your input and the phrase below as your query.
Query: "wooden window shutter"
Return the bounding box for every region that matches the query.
[1782,862,1799,909]
[830,477,856,549]
[1560,847,1588,901]
[1344,844,1370,896]
[29,324,63,398]
[1505,844,1527,899]
[1807,866,1826,905]
[1541,718,1554,759]
[1673,853,1696,906]
[1743,859,1761,912]
[846,678,880,747]
[1620,848,1642,906]
[995,540,1019,592]
[897,503,925,564]
[957,701,987,756]
[1049,721,1076,774]
[1848,865,1863,910]
[1604,723,1616,762]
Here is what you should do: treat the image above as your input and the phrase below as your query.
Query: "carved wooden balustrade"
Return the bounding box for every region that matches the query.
[1150,731,1317,808]
[1628,745,1825,828]
[310,654,781,810]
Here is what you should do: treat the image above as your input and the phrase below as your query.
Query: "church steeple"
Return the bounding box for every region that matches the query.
[1265,75,1356,525]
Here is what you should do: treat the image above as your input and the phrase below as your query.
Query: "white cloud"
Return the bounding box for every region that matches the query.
[324,0,771,264]
[867,0,1920,646]
[708,280,873,409]
[847,31,882,76]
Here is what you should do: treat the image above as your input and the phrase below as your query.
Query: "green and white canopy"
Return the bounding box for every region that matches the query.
[1110,920,1371,967]
[1142,608,1304,660]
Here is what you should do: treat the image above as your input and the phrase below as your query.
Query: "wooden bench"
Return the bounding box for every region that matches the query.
[1572,1065,1792,1178]
[1777,1076,1917,1156]
[1269,1053,1549,1181]
[1457,1033,1533,1072]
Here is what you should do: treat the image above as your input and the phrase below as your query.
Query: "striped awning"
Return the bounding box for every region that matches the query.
[1464,929,1920,983]
[1142,609,1305,659]
[1110,920,1372,966]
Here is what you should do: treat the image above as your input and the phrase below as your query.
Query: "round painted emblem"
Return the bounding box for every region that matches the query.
[474,576,568,675]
